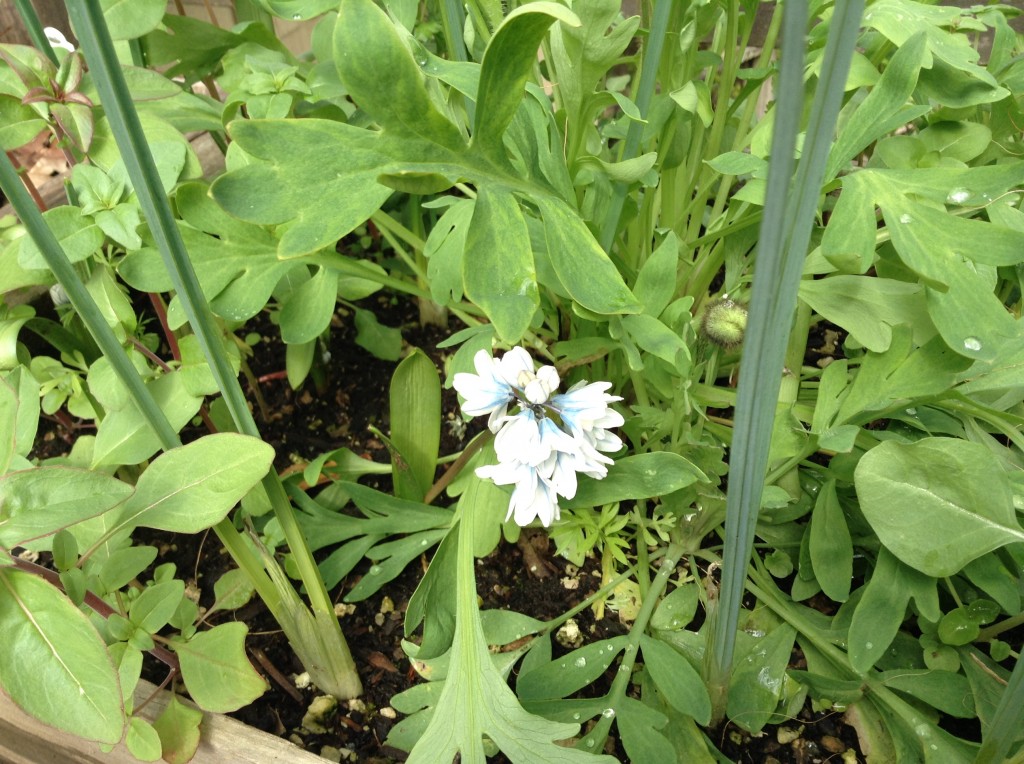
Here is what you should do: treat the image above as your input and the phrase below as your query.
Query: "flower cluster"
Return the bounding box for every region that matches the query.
[453,347,623,528]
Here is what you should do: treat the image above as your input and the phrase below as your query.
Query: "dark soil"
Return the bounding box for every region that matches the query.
[25,291,868,763]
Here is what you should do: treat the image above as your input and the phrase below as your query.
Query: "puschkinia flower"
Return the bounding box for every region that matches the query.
[454,348,623,527]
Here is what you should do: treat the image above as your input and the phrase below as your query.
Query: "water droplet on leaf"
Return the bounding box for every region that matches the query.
[899,213,913,224]
[574,656,587,668]
[963,336,982,352]
[946,187,971,205]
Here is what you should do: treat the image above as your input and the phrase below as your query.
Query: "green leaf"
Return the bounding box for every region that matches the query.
[407,517,615,764]
[464,186,539,343]
[621,313,690,371]
[517,636,629,701]
[120,181,302,323]
[808,480,852,602]
[633,233,680,317]
[101,0,166,39]
[18,206,105,269]
[91,372,202,468]
[855,438,1024,577]
[389,350,441,501]
[640,635,711,723]
[798,276,932,353]
[563,452,702,510]
[333,0,463,149]
[210,568,256,612]
[125,716,163,761]
[0,467,133,548]
[129,580,185,634]
[726,624,796,733]
[354,307,402,361]
[616,696,674,762]
[172,622,268,713]
[151,694,202,764]
[536,197,639,316]
[473,3,579,152]
[210,120,392,258]
[115,434,274,533]
[279,266,338,344]
[0,567,125,743]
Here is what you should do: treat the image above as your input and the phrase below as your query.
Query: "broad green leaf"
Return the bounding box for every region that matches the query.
[808,480,852,602]
[0,567,124,743]
[563,452,702,510]
[210,568,256,612]
[354,307,402,361]
[151,694,202,764]
[621,313,689,370]
[120,181,303,323]
[517,636,628,701]
[826,32,929,179]
[473,3,579,152]
[640,635,711,723]
[210,120,392,258]
[0,467,133,548]
[173,622,268,712]
[129,580,185,634]
[125,716,162,761]
[616,696,673,763]
[464,186,539,343]
[727,624,796,733]
[18,206,105,269]
[101,0,166,39]
[835,330,971,425]
[537,197,639,316]
[389,350,441,501]
[91,372,202,468]
[334,0,463,149]
[918,121,991,163]
[279,266,338,344]
[633,232,680,317]
[855,438,1024,576]
[799,276,932,352]
[115,434,274,534]
[0,97,46,150]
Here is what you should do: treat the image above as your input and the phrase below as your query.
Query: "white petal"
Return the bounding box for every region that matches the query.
[496,347,536,388]
[494,411,548,466]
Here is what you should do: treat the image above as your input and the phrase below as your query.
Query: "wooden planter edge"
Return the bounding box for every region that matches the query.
[0,678,325,764]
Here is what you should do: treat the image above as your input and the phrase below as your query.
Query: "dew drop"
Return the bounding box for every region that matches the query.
[585,740,596,748]
[898,213,913,224]
[963,336,983,352]
[606,645,615,652]
[572,713,581,721]
[574,656,587,668]
[601,708,616,718]
[946,187,971,205]
[369,565,383,575]
[905,407,917,416]
[292,12,302,19]
[865,642,873,650]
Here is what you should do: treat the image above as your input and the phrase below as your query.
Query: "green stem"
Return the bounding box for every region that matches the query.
[598,0,673,254]
[13,0,59,65]
[578,539,689,751]
[68,0,360,698]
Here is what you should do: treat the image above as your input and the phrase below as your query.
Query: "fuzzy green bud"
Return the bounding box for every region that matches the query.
[700,297,747,349]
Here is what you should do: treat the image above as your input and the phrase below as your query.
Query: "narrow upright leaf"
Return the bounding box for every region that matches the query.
[463,186,539,343]
[473,3,580,151]
[389,350,442,501]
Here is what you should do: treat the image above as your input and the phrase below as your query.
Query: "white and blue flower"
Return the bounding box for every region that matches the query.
[454,348,623,528]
